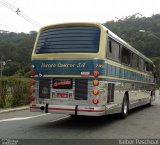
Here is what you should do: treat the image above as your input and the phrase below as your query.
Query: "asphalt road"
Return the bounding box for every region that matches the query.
[0,91,160,140]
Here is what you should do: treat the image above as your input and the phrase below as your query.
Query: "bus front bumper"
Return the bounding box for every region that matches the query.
[30,104,106,116]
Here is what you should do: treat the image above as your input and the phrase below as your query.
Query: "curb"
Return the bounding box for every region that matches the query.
[0,106,29,114]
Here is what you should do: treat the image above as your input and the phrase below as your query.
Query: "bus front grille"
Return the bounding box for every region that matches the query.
[75,79,88,100]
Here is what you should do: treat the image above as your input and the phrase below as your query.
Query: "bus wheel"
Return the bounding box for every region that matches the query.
[119,95,129,119]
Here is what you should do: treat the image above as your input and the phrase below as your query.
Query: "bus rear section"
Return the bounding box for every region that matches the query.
[29,59,108,116]
[29,23,108,116]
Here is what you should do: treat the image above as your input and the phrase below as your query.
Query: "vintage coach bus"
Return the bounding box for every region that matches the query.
[29,22,156,118]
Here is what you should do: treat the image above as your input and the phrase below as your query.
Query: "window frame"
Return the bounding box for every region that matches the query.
[131,52,139,70]
[106,37,120,62]
[138,57,145,71]
[120,45,132,66]
[106,36,153,75]
[145,61,150,72]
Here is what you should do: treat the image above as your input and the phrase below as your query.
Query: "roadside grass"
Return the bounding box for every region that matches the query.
[0,76,30,109]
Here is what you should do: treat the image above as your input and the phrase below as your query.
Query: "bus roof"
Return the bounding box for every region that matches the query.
[39,22,102,32]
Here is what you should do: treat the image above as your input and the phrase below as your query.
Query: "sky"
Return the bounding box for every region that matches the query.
[0,0,160,33]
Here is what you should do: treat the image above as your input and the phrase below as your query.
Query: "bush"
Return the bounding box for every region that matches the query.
[0,76,30,108]
[5,95,14,108]
[0,77,8,108]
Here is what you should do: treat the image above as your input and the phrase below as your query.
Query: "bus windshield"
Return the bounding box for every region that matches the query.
[35,26,100,54]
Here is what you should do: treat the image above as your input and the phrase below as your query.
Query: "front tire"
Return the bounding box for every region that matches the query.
[119,95,129,119]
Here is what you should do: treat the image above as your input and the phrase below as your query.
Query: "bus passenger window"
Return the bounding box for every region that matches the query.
[107,38,120,61]
[145,62,150,72]
[153,66,157,81]
[149,64,154,74]
[139,58,144,71]
[131,53,139,69]
[109,39,112,53]
[121,46,131,65]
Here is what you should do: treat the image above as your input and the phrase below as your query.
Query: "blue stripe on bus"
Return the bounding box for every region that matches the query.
[32,59,154,83]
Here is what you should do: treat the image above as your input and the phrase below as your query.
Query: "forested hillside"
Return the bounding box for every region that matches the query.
[104,14,160,86]
[0,14,160,86]
[0,31,37,76]
[104,14,160,57]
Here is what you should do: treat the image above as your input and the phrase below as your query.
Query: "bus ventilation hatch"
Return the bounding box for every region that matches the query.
[75,79,88,100]
[39,78,51,98]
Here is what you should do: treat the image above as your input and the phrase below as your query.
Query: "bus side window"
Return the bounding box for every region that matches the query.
[131,53,139,69]
[152,65,156,82]
[145,62,150,72]
[153,66,157,81]
[107,37,120,61]
[139,58,145,71]
[109,39,112,53]
[150,64,154,74]
[121,46,131,65]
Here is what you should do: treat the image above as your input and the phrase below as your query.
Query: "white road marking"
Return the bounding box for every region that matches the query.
[0,113,50,122]
[49,115,70,123]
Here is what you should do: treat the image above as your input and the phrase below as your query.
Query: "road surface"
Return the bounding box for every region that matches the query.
[0,91,160,141]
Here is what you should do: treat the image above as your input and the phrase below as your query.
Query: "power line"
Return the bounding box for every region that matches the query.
[1,0,41,27]
[0,23,18,32]
[0,0,41,28]
[0,0,15,13]
[0,18,23,33]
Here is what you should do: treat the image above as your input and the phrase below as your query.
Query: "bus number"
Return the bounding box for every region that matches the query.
[96,64,105,68]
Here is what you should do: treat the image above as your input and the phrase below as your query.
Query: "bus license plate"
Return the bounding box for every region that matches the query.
[57,93,69,98]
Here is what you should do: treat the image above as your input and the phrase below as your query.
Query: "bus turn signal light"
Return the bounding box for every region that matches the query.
[92,98,99,104]
[93,80,99,86]
[29,79,35,84]
[93,70,99,78]
[93,89,99,95]
[30,87,35,93]
[28,96,35,102]
[30,70,36,77]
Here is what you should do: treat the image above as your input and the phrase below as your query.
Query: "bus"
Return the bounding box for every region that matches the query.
[29,22,156,118]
